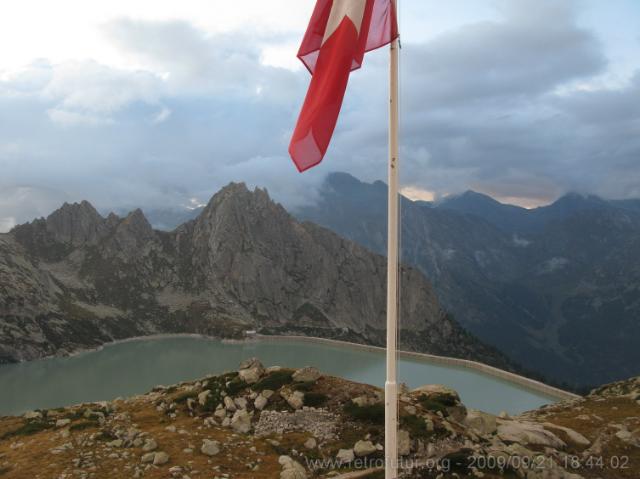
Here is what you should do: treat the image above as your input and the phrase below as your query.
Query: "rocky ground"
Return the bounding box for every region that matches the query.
[0,361,637,479]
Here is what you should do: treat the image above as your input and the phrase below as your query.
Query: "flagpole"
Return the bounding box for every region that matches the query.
[385,8,400,478]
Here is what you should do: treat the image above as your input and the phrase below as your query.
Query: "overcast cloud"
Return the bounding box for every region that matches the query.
[0,0,639,229]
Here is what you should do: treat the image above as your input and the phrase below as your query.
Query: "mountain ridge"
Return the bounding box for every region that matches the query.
[296,172,640,388]
[0,182,509,372]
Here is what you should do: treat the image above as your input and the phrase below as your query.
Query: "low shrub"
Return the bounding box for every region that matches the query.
[304,392,328,407]
[343,402,385,424]
[225,377,248,396]
[417,394,449,415]
[400,414,433,440]
[252,370,293,392]
[293,381,315,392]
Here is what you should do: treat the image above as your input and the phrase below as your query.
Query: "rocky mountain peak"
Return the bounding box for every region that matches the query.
[44,200,107,246]
[187,183,297,283]
[105,212,121,228]
[203,183,275,210]
[112,209,155,252]
[196,182,288,231]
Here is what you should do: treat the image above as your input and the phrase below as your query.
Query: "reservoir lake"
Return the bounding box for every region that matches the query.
[0,336,561,416]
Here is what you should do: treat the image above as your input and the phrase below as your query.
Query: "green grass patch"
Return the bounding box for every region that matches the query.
[201,374,238,411]
[69,420,98,432]
[225,376,248,396]
[400,414,433,440]
[417,394,450,415]
[418,392,456,407]
[171,389,199,404]
[293,381,315,392]
[304,392,328,407]
[94,430,118,442]
[64,409,86,421]
[252,370,293,392]
[203,384,224,411]
[1,420,53,440]
[343,402,385,425]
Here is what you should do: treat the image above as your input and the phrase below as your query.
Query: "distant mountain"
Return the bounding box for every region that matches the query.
[0,183,508,370]
[439,190,617,235]
[437,190,531,233]
[611,198,640,212]
[296,172,640,388]
[111,206,204,231]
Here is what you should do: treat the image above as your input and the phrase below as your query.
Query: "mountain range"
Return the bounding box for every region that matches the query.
[296,173,640,389]
[0,183,507,369]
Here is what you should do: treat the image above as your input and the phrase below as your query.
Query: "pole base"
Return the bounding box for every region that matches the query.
[385,381,398,478]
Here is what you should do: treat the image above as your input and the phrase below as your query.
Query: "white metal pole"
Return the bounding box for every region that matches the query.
[385,14,400,479]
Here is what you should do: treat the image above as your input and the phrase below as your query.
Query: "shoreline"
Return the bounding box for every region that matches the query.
[9,332,579,401]
[254,334,580,401]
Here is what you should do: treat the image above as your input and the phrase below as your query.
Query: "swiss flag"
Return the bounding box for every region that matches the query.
[289,0,399,172]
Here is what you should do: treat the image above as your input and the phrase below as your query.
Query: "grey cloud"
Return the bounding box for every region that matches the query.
[401,0,605,107]
[0,185,70,231]
[102,19,304,106]
[1,0,639,226]
[323,0,632,204]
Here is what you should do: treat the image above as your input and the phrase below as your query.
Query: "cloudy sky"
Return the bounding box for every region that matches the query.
[1,0,639,230]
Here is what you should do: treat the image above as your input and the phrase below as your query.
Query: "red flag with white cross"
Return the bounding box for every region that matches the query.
[289,0,399,172]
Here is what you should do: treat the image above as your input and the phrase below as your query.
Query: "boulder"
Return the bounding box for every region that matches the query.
[497,421,566,448]
[23,411,42,420]
[465,409,498,435]
[354,440,377,457]
[278,455,307,479]
[336,448,355,463]
[543,423,590,447]
[398,429,411,456]
[55,419,71,428]
[224,396,237,412]
[239,357,263,370]
[412,384,467,422]
[262,389,275,399]
[231,409,252,434]
[141,452,155,463]
[353,395,377,407]
[292,367,321,383]
[198,390,211,406]
[153,451,170,465]
[404,405,417,415]
[142,438,158,452]
[254,395,268,410]
[285,390,305,410]
[201,439,220,456]
[614,427,640,446]
[304,437,317,449]
[239,358,265,384]
[239,367,263,385]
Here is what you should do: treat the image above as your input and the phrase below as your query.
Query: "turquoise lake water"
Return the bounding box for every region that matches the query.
[0,336,559,416]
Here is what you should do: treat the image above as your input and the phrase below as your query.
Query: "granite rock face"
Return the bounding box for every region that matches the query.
[0,183,507,368]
